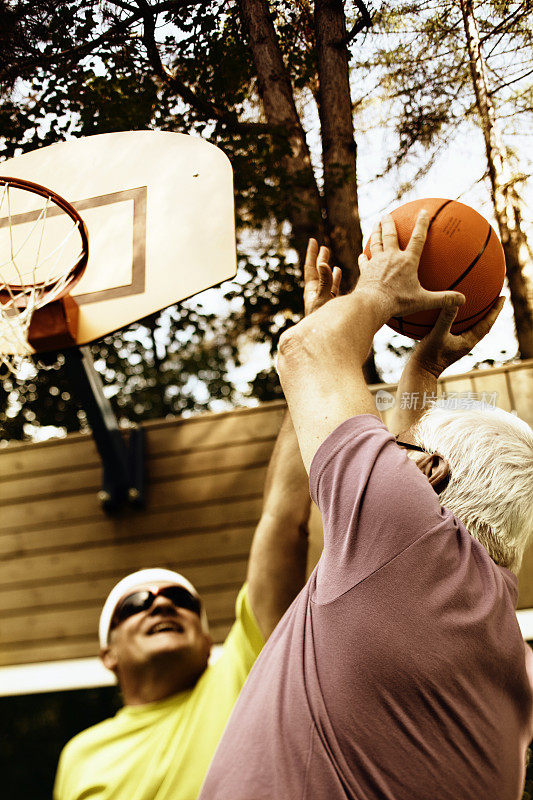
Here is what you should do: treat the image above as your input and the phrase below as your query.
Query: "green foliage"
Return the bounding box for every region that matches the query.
[0,252,305,440]
[0,299,246,440]
[0,1,317,439]
[360,0,533,184]
[1,0,528,440]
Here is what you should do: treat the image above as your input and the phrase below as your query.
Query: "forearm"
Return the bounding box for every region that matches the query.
[391,357,440,436]
[261,411,311,522]
[277,287,392,471]
[247,410,311,639]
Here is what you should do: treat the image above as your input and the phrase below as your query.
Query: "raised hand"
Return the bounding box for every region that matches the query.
[357,211,466,318]
[303,238,342,317]
[411,295,506,377]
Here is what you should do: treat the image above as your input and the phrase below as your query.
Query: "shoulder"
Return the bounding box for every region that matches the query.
[59,714,119,762]
[234,583,265,653]
[211,585,264,679]
[309,414,391,497]
[54,715,121,800]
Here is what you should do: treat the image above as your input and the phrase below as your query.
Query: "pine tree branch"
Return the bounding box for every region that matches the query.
[345,0,373,43]
[479,3,530,45]
[106,0,138,11]
[0,10,142,84]
[0,1,203,86]
[135,0,275,134]
[488,66,533,97]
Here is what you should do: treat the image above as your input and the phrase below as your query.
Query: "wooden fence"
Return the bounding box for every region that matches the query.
[0,359,532,669]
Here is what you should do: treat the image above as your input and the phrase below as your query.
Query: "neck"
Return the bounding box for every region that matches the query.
[119,657,206,706]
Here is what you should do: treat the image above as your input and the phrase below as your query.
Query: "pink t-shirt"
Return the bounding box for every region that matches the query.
[200,415,533,800]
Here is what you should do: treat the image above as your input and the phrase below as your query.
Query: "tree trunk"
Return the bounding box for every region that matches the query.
[460,0,533,358]
[237,0,325,269]
[314,0,362,293]
[238,0,379,382]
[314,0,378,382]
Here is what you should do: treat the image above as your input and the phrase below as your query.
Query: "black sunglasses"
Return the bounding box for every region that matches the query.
[111,585,202,629]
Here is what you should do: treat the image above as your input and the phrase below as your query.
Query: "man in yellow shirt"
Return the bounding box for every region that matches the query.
[54,580,264,800]
[53,242,341,800]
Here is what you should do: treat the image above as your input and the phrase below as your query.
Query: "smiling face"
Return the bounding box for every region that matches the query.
[100,582,212,689]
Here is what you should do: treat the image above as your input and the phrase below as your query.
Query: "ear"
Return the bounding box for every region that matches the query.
[100,645,118,673]
[415,452,451,495]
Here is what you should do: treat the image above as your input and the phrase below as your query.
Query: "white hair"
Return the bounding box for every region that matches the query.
[412,404,533,573]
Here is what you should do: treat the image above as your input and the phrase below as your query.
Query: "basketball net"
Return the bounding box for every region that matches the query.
[0,179,88,376]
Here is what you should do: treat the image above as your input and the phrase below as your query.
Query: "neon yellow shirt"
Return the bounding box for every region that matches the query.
[54,585,264,800]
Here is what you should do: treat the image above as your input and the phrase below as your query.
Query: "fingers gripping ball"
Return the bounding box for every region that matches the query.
[363,198,505,339]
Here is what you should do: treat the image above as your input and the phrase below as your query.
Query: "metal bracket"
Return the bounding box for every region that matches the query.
[63,346,145,513]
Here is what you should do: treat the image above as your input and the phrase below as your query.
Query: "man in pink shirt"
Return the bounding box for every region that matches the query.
[200,214,533,799]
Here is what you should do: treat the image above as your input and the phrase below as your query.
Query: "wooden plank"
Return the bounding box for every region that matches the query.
[439,376,474,407]
[367,359,533,391]
[0,403,285,479]
[0,497,264,558]
[1,572,241,615]
[0,439,275,505]
[143,405,284,458]
[0,621,233,666]
[471,370,512,412]
[0,465,267,531]
[507,365,533,427]
[1,588,240,645]
[1,547,323,618]
[0,638,98,666]
[0,435,99,479]
[518,544,533,609]
[0,531,253,587]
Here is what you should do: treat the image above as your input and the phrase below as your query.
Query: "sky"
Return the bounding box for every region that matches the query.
[195,92,532,402]
[184,3,533,403]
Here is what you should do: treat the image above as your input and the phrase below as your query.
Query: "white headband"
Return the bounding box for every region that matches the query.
[98,568,209,648]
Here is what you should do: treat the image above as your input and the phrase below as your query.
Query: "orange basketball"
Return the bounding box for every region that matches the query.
[363,198,505,339]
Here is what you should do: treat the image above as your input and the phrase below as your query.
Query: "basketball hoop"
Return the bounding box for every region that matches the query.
[0,176,89,375]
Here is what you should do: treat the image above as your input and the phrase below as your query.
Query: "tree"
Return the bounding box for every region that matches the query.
[362,0,533,356]
[460,0,533,358]
[0,0,379,440]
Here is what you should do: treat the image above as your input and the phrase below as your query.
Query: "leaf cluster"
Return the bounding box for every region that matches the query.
[356,0,533,184]
[0,1,319,439]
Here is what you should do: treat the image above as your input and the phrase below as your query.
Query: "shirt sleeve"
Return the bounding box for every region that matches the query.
[309,414,453,603]
[212,584,264,682]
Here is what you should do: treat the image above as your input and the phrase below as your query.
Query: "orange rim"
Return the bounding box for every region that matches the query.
[0,175,89,305]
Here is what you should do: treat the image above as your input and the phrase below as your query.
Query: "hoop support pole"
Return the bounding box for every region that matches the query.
[63,346,145,513]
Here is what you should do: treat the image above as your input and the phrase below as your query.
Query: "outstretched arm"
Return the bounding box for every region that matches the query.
[277,212,466,472]
[247,241,341,639]
[391,296,505,436]
[246,412,310,640]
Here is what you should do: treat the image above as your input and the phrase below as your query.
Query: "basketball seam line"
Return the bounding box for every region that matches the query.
[393,213,495,332]
[428,199,453,231]
[447,225,492,291]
